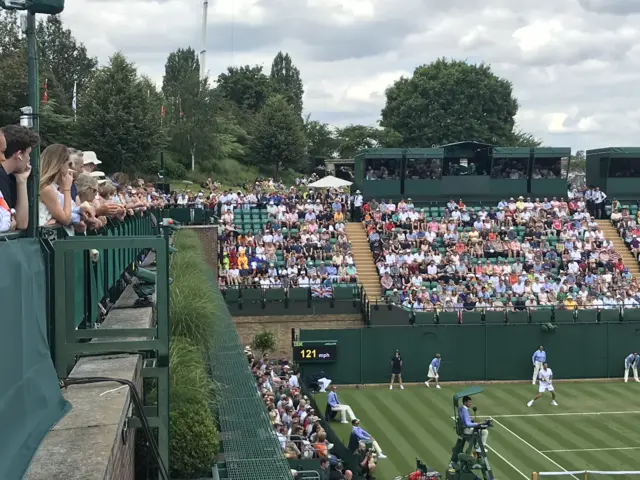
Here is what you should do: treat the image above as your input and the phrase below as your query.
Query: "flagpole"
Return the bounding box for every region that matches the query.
[72,81,77,121]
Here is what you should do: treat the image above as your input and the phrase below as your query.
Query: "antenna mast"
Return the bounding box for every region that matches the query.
[199,0,208,80]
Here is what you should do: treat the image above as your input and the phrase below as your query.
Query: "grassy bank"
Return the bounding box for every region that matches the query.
[168,230,220,478]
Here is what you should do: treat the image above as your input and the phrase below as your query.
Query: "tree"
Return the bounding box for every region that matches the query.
[252,331,276,356]
[381,58,519,147]
[304,119,339,158]
[39,99,75,147]
[270,51,304,117]
[162,47,217,171]
[216,65,272,115]
[75,53,162,174]
[0,10,26,126]
[37,15,97,111]
[250,95,306,179]
[509,128,543,147]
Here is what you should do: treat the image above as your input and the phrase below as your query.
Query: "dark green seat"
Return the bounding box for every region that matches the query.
[224,288,240,303]
[265,288,286,301]
[554,309,576,323]
[289,287,310,302]
[333,285,356,301]
[484,310,506,324]
[623,309,640,322]
[577,308,599,323]
[437,311,459,325]
[415,311,436,325]
[507,310,529,324]
[530,309,552,324]
[241,288,263,302]
[600,308,621,322]
[461,311,483,324]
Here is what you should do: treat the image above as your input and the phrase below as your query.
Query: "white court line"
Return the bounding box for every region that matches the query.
[492,418,579,480]
[541,446,640,453]
[485,444,529,479]
[478,410,640,418]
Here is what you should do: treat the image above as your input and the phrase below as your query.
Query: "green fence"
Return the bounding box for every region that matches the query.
[208,271,294,480]
[299,323,640,385]
[368,304,628,326]
[0,211,172,477]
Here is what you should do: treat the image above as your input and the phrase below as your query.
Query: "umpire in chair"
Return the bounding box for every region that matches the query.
[452,396,490,461]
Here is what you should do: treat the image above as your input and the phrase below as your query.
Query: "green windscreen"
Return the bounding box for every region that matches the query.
[0,239,71,479]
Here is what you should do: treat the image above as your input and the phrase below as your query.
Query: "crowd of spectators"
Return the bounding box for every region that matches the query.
[247,346,361,480]
[364,192,636,312]
[0,125,166,235]
[217,187,357,291]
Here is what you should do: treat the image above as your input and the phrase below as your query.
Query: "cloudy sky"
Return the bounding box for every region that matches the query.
[61,0,640,151]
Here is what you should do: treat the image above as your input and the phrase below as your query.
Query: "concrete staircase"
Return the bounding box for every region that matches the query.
[596,219,640,276]
[345,222,382,300]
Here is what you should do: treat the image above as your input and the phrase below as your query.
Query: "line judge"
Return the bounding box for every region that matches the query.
[531,345,546,385]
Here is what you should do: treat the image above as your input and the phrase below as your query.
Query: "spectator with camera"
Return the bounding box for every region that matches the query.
[354,441,377,479]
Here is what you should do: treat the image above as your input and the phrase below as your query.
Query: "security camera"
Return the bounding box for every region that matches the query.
[1,0,27,10]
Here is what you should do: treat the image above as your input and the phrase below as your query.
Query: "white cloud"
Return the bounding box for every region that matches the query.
[59,0,640,149]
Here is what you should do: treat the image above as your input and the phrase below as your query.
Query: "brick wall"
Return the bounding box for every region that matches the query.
[233,314,362,358]
[186,225,218,278]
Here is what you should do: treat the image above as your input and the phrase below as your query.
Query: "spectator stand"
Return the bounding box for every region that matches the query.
[354,142,571,202]
[587,147,640,201]
[361,195,640,326]
[218,189,362,316]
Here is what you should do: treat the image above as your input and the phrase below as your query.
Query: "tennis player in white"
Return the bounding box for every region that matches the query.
[527,362,558,407]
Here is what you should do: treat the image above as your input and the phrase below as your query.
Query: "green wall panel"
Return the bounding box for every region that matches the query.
[299,323,640,385]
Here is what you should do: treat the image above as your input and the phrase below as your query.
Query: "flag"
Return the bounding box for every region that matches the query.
[161,104,165,125]
[311,285,333,298]
[178,96,184,118]
[72,81,77,115]
[42,79,48,104]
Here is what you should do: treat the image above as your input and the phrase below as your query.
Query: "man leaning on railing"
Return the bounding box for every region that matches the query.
[0,125,40,232]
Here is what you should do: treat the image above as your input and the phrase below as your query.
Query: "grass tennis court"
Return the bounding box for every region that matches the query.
[315,382,640,479]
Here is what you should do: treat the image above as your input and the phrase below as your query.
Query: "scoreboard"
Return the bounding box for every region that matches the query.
[292,340,337,363]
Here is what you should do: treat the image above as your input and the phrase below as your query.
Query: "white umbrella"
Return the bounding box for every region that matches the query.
[307,175,353,188]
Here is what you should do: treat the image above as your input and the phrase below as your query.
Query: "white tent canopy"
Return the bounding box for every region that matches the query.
[307,175,352,188]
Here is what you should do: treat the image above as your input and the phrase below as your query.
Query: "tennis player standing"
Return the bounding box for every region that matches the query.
[527,362,558,407]
[531,345,546,385]
[425,354,441,389]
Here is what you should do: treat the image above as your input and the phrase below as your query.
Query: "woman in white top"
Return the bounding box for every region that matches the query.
[39,144,75,229]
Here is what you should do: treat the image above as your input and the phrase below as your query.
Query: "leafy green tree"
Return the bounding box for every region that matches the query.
[162,47,217,171]
[270,51,304,117]
[75,53,162,174]
[216,65,272,115]
[250,95,306,179]
[336,124,382,157]
[509,128,543,147]
[37,15,97,111]
[0,10,26,125]
[304,119,339,158]
[381,58,519,147]
[39,99,75,147]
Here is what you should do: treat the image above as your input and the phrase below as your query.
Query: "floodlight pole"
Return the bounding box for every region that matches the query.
[26,10,41,238]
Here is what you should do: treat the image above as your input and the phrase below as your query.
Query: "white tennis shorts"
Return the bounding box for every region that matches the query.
[428,365,438,378]
[539,383,554,393]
